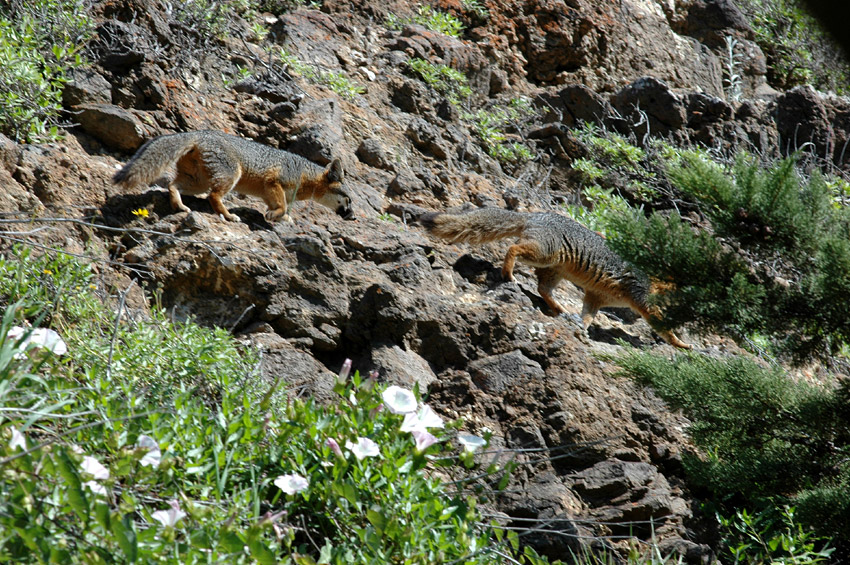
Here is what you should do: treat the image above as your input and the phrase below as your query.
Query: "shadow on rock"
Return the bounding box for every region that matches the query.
[101,189,274,231]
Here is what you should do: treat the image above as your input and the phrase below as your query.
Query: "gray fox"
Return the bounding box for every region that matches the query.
[113,130,353,222]
[421,207,691,349]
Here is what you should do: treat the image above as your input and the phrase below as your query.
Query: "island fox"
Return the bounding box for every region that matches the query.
[113,130,353,222]
[421,207,691,349]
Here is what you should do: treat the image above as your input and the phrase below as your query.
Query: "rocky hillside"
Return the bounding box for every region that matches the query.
[2,0,849,561]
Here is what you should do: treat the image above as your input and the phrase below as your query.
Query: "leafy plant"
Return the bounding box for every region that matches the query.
[463,99,537,163]
[574,123,647,171]
[256,0,319,13]
[171,0,249,39]
[318,70,366,100]
[561,184,632,234]
[723,36,744,102]
[462,0,489,21]
[407,57,472,104]
[223,65,254,88]
[0,0,93,142]
[386,5,464,38]
[719,506,834,565]
[561,124,664,231]
[407,58,536,164]
[735,0,850,94]
[279,48,365,99]
[249,22,269,42]
[572,158,605,183]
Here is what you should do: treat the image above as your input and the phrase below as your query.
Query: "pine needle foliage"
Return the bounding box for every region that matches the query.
[603,152,850,362]
[615,350,850,543]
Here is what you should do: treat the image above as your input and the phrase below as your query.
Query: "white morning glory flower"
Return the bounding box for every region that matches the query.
[84,481,108,496]
[151,499,186,527]
[345,437,380,460]
[81,455,109,480]
[80,455,110,496]
[274,473,310,495]
[8,326,67,358]
[400,404,445,433]
[8,426,26,451]
[136,435,162,468]
[381,385,417,414]
[457,433,487,454]
[411,429,438,452]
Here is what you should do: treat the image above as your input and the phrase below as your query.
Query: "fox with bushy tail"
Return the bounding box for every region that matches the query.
[421,207,691,349]
[113,130,353,222]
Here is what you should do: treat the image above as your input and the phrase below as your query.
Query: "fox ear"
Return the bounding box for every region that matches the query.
[326,158,344,183]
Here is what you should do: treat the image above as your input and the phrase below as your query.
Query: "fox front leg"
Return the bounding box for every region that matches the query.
[263,182,293,223]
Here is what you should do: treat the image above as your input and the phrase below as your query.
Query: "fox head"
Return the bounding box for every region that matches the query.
[319,159,354,220]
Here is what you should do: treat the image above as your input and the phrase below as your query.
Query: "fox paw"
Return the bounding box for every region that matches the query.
[265,209,287,222]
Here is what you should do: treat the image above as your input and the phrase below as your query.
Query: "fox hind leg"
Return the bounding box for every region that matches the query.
[503,241,548,282]
[535,266,567,314]
[580,290,605,328]
[169,148,208,214]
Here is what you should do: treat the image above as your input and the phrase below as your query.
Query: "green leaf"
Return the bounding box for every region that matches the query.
[14,525,49,559]
[218,530,244,553]
[366,507,386,535]
[318,541,334,564]
[248,539,277,565]
[94,502,111,532]
[333,482,359,507]
[56,449,89,523]
[111,513,138,563]
[342,482,359,506]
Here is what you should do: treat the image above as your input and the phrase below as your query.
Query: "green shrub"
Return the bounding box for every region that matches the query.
[615,350,850,544]
[565,124,660,220]
[171,0,256,38]
[602,152,850,361]
[0,0,93,142]
[256,0,319,13]
[667,152,835,257]
[575,123,646,170]
[461,0,489,21]
[407,60,537,164]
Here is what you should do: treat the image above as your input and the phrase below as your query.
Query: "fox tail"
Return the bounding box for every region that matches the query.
[420,208,528,244]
